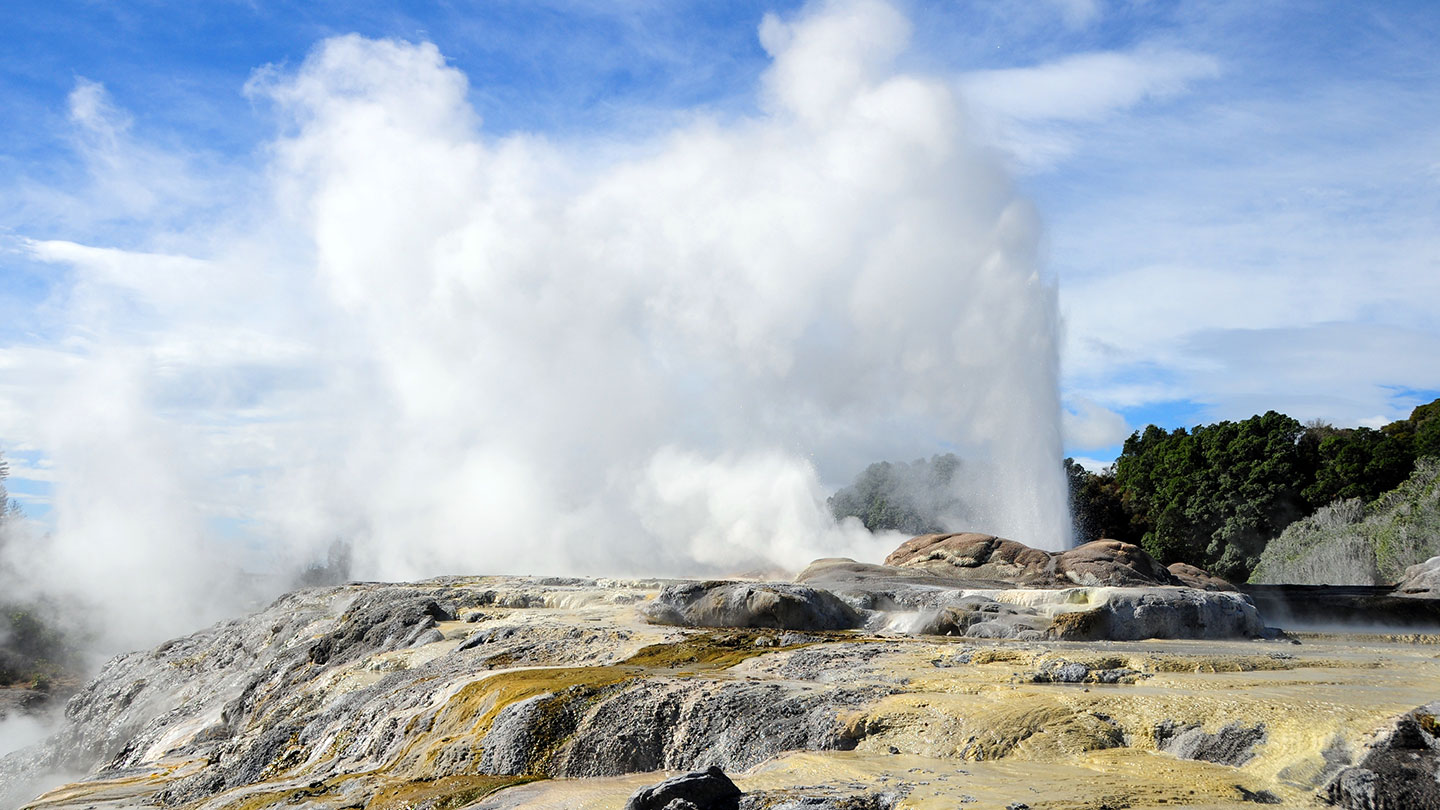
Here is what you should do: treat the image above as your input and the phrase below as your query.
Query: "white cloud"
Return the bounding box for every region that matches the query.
[961,47,1219,123]
[1067,455,1113,473]
[1177,323,1440,426]
[1062,398,1129,450]
[958,46,1220,170]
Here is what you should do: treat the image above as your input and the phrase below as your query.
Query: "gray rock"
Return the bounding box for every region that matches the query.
[738,786,905,809]
[642,582,863,632]
[1041,661,1090,683]
[624,766,741,810]
[964,620,1015,639]
[795,558,1015,609]
[1155,720,1267,766]
[1397,556,1440,597]
[1051,589,1265,641]
[548,678,869,778]
[1323,701,1440,809]
[1026,659,1145,685]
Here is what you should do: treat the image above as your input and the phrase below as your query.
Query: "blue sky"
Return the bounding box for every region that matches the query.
[2,0,1438,533]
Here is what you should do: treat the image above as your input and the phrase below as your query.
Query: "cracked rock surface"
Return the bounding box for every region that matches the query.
[0,568,1436,810]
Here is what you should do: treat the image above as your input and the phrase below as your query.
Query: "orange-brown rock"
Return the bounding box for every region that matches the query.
[882,533,1221,590]
[883,532,1057,586]
[1166,562,1235,591]
[1056,540,1178,588]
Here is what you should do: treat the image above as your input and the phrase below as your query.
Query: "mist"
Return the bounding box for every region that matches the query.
[0,0,1068,654]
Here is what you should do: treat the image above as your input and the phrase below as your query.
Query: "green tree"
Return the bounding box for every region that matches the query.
[1392,398,1440,459]
[1302,427,1414,506]
[828,453,965,534]
[1063,459,1137,545]
[1114,412,1310,581]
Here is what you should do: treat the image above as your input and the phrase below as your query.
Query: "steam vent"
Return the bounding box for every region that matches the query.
[3,536,1439,809]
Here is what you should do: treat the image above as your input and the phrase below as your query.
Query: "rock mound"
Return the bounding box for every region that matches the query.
[1167,562,1234,591]
[1397,556,1440,597]
[661,548,1261,642]
[882,532,1232,591]
[1057,539,1180,587]
[883,533,1056,585]
[641,582,862,631]
[1324,702,1440,809]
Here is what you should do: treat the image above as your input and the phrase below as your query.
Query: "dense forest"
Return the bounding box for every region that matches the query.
[832,398,1440,583]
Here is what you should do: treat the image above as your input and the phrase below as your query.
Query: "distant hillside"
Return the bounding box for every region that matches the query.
[1250,457,1440,585]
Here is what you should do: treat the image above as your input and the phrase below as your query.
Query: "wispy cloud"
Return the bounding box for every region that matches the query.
[958,46,1221,170]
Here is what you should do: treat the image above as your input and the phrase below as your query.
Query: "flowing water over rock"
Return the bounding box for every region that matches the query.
[1,570,1437,810]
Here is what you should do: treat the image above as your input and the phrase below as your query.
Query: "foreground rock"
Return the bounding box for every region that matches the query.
[624,766,740,810]
[623,767,902,810]
[3,574,1434,810]
[1324,701,1440,809]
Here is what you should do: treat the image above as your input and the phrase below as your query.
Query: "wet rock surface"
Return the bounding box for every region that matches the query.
[624,766,741,810]
[1154,720,1267,766]
[1323,701,1440,810]
[1,571,1437,810]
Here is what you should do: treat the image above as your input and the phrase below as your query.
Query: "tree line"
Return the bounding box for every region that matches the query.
[1069,399,1439,581]
[831,399,1440,583]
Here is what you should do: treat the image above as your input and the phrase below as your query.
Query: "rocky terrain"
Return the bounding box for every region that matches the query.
[2,536,1438,810]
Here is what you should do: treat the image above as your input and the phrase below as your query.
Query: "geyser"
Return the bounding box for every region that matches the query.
[2,0,1068,648]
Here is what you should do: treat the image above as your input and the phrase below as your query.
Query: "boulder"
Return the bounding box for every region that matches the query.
[1396,556,1440,597]
[1154,720,1267,766]
[882,533,1056,585]
[641,582,863,631]
[1323,702,1440,809]
[624,766,741,810]
[1049,589,1265,641]
[1056,540,1179,587]
[1166,562,1234,591]
[883,534,1183,590]
[794,558,1013,610]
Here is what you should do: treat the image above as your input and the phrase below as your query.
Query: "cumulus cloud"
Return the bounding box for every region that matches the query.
[0,0,1070,650]
[1062,398,1129,451]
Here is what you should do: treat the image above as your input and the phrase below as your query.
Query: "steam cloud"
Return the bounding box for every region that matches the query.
[2,0,1067,650]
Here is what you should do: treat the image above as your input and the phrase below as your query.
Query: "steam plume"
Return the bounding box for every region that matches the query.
[3,0,1068,650]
